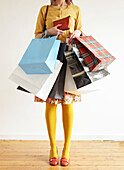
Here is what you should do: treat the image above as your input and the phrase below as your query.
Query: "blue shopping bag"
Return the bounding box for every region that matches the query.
[19,34,61,74]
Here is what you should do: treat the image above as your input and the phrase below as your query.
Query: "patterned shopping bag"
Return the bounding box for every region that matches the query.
[64,64,109,95]
[74,35,116,71]
[64,45,110,95]
[64,49,92,89]
[72,46,110,82]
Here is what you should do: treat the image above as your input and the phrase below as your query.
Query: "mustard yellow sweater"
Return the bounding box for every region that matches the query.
[34,4,83,43]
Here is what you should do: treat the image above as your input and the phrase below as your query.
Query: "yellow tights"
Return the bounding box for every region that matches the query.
[45,102,74,160]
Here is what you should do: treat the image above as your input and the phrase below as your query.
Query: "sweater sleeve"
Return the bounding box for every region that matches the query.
[34,6,46,35]
[74,6,83,35]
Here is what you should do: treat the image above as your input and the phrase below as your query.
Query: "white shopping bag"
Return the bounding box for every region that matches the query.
[9,60,63,100]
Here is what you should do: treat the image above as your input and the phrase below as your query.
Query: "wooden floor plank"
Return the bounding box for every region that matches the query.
[1,161,124,166]
[1,155,124,161]
[0,166,98,170]
[97,167,124,170]
[0,140,124,169]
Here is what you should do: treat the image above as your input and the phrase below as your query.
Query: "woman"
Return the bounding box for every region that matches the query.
[34,0,83,166]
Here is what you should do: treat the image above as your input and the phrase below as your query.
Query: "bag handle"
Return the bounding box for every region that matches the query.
[74,30,93,43]
[42,5,53,39]
[42,5,58,39]
[41,29,49,39]
[43,5,49,32]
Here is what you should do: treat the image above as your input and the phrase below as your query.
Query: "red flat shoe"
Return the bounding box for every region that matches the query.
[49,157,59,166]
[60,157,70,166]
[49,147,59,166]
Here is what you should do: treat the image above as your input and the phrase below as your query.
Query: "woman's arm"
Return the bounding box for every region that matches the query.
[35,33,44,39]
[68,6,83,44]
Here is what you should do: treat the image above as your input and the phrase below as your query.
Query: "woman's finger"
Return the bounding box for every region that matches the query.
[68,33,76,44]
[69,33,74,39]
[71,34,76,39]
[55,24,62,28]
[69,33,76,41]
[58,29,65,35]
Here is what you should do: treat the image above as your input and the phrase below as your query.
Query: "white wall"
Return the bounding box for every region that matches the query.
[0,0,124,141]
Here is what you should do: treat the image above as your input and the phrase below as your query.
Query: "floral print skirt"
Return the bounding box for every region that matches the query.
[34,91,81,104]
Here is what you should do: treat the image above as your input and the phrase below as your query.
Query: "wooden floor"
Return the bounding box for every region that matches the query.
[0,140,124,170]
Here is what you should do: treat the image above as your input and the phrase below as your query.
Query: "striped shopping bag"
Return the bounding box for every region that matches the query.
[74,35,116,71]
[64,50,92,89]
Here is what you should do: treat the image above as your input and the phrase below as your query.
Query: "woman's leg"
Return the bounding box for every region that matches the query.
[45,102,58,159]
[61,102,74,160]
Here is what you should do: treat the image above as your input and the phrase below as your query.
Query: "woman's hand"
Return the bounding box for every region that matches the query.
[47,24,65,37]
[35,24,65,39]
[68,30,82,44]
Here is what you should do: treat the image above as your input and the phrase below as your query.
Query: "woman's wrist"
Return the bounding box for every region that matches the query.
[41,32,45,38]
[40,29,49,38]
[35,30,49,39]
[35,33,44,39]
[46,29,51,37]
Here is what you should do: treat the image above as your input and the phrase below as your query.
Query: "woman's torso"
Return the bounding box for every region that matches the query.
[41,4,81,43]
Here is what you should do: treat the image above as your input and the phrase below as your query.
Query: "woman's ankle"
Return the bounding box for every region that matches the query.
[50,146,58,159]
[61,147,70,160]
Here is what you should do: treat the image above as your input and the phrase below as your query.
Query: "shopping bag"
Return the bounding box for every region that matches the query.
[16,42,67,98]
[17,58,67,100]
[48,43,67,99]
[16,43,67,100]
[64,46,110,95]
[64,49,92,89]
[74,35,116,71]
[19,35,61,74]
[9,60,63,100]
[72,46,110,81]
[64,64,110,95]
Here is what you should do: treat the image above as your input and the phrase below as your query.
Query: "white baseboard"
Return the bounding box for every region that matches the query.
[0,134,124,141]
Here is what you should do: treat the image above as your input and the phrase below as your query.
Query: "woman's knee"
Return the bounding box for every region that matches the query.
[61,102,73,109]
[46,102,57,110]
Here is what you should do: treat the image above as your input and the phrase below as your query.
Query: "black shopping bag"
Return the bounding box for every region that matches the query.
[48,43,67,100]
[64,48,92,89]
